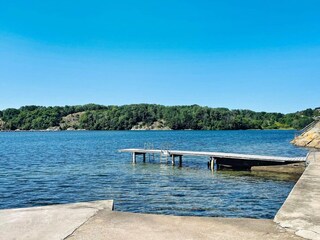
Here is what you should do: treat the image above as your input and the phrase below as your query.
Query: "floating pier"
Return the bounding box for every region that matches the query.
[119,148,307,170]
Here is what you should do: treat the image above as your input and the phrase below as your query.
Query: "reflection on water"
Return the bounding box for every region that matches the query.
[0,130,307,219]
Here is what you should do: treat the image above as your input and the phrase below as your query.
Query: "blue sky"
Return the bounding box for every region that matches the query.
[0,0,319,113]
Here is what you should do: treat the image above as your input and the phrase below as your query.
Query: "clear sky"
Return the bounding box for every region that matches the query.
[0,0,319,113]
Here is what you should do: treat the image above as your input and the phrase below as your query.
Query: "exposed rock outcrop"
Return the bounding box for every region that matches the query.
[0,118,5,130]
[59,112,85,130]
[131,120,171,130]
[292,121,320,149]
[46,126,61,131]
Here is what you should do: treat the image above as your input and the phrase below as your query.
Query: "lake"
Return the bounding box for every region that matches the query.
[0,130,307,219]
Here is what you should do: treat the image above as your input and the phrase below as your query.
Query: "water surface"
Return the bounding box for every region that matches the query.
[0,130,307,219]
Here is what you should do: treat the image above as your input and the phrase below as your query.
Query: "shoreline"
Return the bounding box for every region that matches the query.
[0,128,297,132]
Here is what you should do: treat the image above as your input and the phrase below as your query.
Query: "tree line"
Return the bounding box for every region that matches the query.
[0,104,319,131]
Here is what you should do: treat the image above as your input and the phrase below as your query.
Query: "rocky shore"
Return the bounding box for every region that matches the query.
[291,121,320,149]
[131,120,171,130]
[0,127,86,132]
[0,112,86,132]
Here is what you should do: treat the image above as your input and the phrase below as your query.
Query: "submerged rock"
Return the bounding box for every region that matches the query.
[292,121,320,149]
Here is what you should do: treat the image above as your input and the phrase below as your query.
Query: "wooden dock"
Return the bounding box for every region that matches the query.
[119,148,307,170]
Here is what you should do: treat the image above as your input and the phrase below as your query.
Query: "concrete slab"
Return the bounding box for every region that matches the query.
[67,211,301,240]
[251,163,305,175]
[275,152,320,240]
[0,200,113,240]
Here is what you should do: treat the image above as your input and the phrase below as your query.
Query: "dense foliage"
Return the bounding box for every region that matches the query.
[0,104,319,131]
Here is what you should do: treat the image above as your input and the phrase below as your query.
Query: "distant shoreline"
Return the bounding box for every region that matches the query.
[0,128,296,132]
[1,104,318,132]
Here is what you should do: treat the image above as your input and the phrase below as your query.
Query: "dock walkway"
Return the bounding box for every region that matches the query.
[119,148,306,170]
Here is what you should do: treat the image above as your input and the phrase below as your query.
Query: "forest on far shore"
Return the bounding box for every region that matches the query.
[0,104,319,131]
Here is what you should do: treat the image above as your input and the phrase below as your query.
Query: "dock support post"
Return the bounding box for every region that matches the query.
[179,156,182,167]
[209,157,216,171]
[143,153,146,163]
[172,155,175,166]
[132,152,136,164]
[211,157,214,171]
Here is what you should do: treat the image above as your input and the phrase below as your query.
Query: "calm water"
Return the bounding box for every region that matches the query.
[0,130,307,219]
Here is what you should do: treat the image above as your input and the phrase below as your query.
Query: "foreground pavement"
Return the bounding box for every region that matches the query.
[275,151,320,240]
[0,200,114,240]
[67,210,301,240]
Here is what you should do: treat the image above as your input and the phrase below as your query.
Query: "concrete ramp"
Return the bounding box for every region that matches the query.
[275,151,320,240]
[66,211,301,240]
[0,200,114,240]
